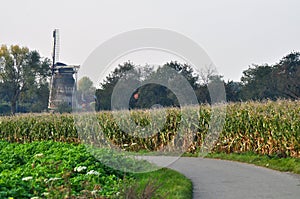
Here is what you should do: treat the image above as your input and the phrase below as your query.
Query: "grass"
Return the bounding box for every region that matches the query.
[205,152,300,174]
[133,168,193,199]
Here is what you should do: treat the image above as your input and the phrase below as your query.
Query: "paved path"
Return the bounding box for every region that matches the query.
[142,156,300,199]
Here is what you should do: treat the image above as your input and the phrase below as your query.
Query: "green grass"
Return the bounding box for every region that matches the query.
[206,152,300,174]
[133,168,193,199]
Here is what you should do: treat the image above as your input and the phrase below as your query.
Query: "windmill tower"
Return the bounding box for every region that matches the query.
[48,29,80,111]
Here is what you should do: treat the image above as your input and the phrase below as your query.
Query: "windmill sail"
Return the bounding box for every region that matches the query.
[52,29,60,72]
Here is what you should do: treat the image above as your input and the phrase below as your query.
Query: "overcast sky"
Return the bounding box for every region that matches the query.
[1,0,300,85]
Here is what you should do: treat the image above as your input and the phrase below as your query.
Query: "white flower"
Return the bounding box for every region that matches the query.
[74,166,87,172]
[34,153,44,158]
[30,197,39,199]
[86,170,100,175]
[41,192,49,196]
[45,177,61,183]
[22,176,33,181]
[123,144,129,147]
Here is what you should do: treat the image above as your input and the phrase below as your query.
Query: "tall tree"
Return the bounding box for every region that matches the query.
[164,61,200,89]
[225,81,242,102]
[133,62,200,108]
[273,52,300,99]
[95,61,137,110]
[240,52,300,101]
[199,64,217,85]
[0,45,50,114]
[77,76,96,110]
[240,64,276,100]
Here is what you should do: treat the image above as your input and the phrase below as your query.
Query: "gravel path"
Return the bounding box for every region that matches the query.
[142,156,300,199]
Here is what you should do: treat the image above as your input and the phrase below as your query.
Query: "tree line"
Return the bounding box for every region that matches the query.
[95,51,300,110]
[0,44,299,114]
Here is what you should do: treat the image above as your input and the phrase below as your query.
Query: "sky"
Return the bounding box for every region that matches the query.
[1,0,300,86]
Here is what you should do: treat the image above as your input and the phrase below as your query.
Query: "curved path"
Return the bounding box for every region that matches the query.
[142,156,300,199]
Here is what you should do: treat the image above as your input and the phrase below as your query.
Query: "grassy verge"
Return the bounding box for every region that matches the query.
[206,152,300,174]
[132,168,193,199]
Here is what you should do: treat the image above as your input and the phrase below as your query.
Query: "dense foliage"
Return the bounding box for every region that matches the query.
[0,141,125,198]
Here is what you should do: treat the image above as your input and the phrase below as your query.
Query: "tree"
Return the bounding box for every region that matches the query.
[199,64,217,85]
[225,81,242,102]
[273,52,300,99]
[95,61,138,110]
[131,83,179,109]
[0,45,51,114]
[129,61,202,108]
[240,64,276,100]
[78,76,94,92]
[164,61,200,89]
[240,52,300,101]
[77,76,96,110]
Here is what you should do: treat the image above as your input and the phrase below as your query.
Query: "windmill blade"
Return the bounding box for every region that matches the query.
[49,29,60,110]
[52,29,60,66]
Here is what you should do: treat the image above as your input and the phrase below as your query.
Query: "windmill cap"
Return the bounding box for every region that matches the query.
[54,62,67,66]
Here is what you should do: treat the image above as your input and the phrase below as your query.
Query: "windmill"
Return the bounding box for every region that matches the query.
[48,29,80,111]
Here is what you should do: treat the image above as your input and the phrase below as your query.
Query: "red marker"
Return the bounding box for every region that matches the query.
[133,93,139,100]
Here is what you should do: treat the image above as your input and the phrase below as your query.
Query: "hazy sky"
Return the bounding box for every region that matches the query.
[1,0,300,84]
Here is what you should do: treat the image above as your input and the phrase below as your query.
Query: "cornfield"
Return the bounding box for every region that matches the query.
[0,100,299,157]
